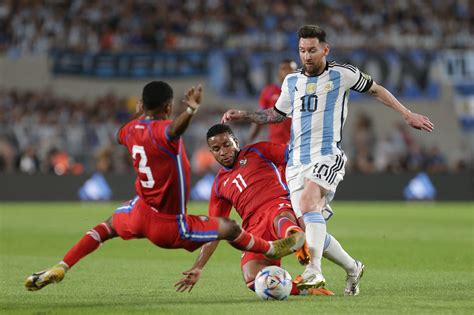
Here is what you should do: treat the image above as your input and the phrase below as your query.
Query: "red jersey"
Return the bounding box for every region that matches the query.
[259,84,292,144]
[118,118,190,215]
[209,142,290,228]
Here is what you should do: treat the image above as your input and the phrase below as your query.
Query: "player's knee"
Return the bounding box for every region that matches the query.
[300,194,323,213]
[276,211,297,222]
[300,200,319,214]
[218,218,241,240]
[104,217,118,238]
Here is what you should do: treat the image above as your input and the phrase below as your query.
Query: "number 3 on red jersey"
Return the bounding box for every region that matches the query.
[132,145,155,188]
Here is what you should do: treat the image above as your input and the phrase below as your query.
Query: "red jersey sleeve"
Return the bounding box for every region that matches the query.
[258,86,271,110]
[150,120,180,153]
[208,176,232,218]
[259,84,281,110]
[251,142,289,167]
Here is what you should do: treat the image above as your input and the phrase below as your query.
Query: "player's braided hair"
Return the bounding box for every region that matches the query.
[298,25,326,42]
[207,124,235,140]
[142,81,173,110]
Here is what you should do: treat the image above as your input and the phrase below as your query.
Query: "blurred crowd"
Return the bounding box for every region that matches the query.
[347,112,471,174]
[0,88,132,175]
[0,88,471,176]
[1,0,472,56]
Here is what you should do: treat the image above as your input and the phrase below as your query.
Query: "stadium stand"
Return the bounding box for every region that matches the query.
[1,0,472,56]
[0,0,472,177]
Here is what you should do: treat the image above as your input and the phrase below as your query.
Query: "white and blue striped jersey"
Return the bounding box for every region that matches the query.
[274,61,373,167]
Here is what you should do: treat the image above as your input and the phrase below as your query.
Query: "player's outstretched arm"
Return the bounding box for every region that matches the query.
[367,82,434,132]
[175,241,220,293]
[167,85,203,139]
[221,107,286,125]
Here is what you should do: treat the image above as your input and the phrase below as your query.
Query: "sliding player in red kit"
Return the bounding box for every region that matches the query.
[25,82,304,292]
[175,124,333,296]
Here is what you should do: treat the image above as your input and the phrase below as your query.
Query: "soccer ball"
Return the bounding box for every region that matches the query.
[254,266,292,301]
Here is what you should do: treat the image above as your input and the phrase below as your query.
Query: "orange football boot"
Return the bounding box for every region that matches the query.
[287,228,310,265]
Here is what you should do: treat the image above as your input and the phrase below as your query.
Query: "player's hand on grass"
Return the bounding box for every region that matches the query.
[221,109,246,123]
[175,268,202,292]
[183,85,203,111]
[404,111,434,132]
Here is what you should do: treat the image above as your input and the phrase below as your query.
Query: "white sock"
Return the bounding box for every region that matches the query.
[323,234,356,274]
[302,211,327,274]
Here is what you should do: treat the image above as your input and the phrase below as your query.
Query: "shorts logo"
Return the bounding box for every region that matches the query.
[311,154,345,185]
[312,163,329,180]
[198,215,209,222]
[278,203,291,209]
[239,158,247,167]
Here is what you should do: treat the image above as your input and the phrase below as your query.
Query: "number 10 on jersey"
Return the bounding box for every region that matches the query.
[300,94,318,112]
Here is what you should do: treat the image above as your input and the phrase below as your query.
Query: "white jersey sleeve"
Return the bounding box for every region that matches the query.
[336,63,373,93]
[274,74,293,117]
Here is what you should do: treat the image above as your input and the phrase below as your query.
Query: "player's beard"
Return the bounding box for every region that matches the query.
[228,150,239,168]
[231,150,239,167]
[303,60,325,76]
[303,64,316,76]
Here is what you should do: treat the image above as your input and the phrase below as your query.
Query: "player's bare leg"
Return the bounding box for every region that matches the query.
[216,218,305,259]
[274,211,310,265]
[295,180,327,289]
[25,217,116,291]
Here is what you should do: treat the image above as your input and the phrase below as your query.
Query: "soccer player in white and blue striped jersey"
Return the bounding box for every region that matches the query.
[222,25,434,295]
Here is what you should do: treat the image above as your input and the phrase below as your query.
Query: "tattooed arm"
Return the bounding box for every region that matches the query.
[221,107,286,125]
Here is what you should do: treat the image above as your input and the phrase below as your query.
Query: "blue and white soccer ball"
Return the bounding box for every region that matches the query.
[254,266,292,300]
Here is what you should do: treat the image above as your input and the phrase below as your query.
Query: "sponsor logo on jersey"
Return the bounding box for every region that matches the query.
[239,158,248,167]
[305,83,317,94]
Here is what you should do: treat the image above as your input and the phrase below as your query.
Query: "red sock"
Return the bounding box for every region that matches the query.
[290,282,300,295]
[62,223,112,268]
[229,230,270,254]
[276,217,301,238]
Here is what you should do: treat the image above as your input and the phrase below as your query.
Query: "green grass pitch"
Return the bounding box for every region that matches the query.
[1,201,473,314]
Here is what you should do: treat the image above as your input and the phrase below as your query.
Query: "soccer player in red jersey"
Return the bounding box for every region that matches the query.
[176,124,358,296]
[24,82,305,292]
[247,59,297,145]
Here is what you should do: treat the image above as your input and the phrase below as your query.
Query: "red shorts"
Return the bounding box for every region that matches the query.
[112,196,220,252]
[240,201,296,268]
